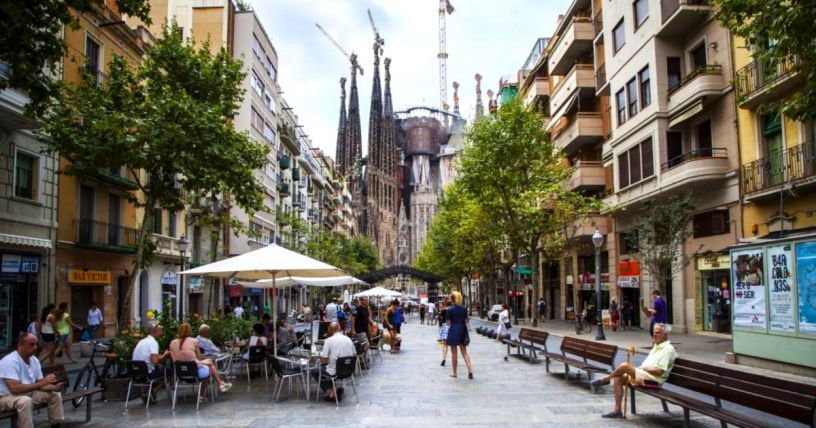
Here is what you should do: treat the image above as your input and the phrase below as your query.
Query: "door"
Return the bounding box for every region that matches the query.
[762,113,784,187]
[697,120,712,157]
[666,132,683,167]
[667,57,682,90]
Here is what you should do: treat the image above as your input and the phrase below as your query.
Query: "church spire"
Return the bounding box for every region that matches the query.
[367,42,383,172]
[346,54,364,232]
[335,77,347,176]
[382,57,397,208]
[475,73,484,120]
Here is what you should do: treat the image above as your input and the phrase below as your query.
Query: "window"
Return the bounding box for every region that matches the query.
[618,139,654,188]
[263,90,276,114]
[263,122,275,143]
[627,78,638,117]
[615,89,626,126]
[84,35,101,82]
[613,19,626,53]
[14,151,36,199]
[152,208,162,234]
[693,210,730,238]
[252,34,262,58]
[697,120,712,156]
[691,43,707,70]
[250,107,263,131]
[667,57,681,90]
[168,211,177,237]
[634,0,649,28]
[265,56,276,81]
[251,70,264,96]
[666,131,683,168]
[639,66,651,108]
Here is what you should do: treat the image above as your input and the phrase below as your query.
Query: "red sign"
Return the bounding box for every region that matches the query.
[229,285,243,297]
[619,261,640,276]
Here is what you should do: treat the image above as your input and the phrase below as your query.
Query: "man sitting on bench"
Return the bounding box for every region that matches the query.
[590,323,677,419]
[0,332,65,428]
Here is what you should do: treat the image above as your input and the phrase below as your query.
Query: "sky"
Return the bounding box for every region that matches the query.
[249,0,567,158]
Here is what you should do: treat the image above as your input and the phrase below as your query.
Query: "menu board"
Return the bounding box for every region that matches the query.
[796,241,816,335]
[767,244,794,333]
[731,249,766,329]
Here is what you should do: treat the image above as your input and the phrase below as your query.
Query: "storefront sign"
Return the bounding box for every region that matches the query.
[69,269,111,285]
[1,255,39,273]
[698,254,730,271]
[579,272,610,290]
[617,275,640,288]
[1,255,20,273]
[160,270,178,285]
[768,244,794,333]
[619,261,640,276]
[187,277,204,294]
[731,249,766,329]
[795,241,816,335]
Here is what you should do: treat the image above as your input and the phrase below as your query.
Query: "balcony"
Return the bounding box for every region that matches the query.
[292,195,304,208]
[279,155,291,170]
[523,77,550,106]
[667,65,725,122]
[592,13,603,39]
[291,166,300,180]
[73,219,138,254]
[93,167,140,190]
[278,122,300,155]
[658,0,712,37]
[568,161,606,191]
[735,56,803,109]
[551,112,604,154]
[571,214,609,239]
[550,64,594,116]
[595,66,608,95]
[741,141,816,201]
[660,147,730,190]
[548,16,594,76]
[280,182,290,196]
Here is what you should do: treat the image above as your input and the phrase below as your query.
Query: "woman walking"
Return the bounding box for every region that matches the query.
[445,291,474,379]
[495,303,511,342]
[384,300,399,353]
[609,297,620,331]
[55,302,82,363]
[39,304,58,364]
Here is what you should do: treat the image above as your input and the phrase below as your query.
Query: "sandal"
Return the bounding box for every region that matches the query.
[449,373,457,378]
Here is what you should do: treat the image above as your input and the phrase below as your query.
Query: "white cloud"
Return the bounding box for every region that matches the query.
[250,0,567,158]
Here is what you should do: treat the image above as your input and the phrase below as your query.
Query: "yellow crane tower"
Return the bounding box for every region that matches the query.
[438,0,454,112]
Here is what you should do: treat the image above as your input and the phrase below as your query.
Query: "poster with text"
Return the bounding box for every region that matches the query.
[767,244,794,332]
[731,249,766,329]
[796,241,816,335]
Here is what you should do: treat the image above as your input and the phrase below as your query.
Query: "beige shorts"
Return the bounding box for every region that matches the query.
[634,367,661,384]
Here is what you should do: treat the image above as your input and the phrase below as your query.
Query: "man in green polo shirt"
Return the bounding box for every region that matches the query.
[590,323,677,419]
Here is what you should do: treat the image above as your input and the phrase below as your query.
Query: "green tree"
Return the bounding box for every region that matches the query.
[712,0,816,120]
[40,24,268,327]
[458,99,602,325]
[336,235,380,277]
[624,193,695,295]
[0,0,151,111]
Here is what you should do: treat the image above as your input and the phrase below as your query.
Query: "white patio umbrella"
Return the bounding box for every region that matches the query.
[179,244,348,354]
[353,286,401,298]
[235,276,367,289]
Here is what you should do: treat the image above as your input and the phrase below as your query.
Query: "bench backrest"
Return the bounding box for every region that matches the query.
[668,358,816,425]
[42,364,69,389]
[560,336,618,366]
[518,328,549,346]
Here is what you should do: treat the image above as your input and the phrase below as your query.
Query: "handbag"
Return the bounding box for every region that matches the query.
[464,328,471,346]
[504,321,512,329]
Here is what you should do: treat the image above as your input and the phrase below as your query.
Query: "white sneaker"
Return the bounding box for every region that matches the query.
[219,382,232,393]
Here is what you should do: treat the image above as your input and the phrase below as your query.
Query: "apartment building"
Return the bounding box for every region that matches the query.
[55,4,156,335]
[728,31,816,368]
[0,60,59,350]
[600,0,739,333]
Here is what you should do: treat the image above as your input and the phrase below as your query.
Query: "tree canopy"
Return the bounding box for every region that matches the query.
[712,0,816,120]
[0,0,151,111]
[39,23,268,325]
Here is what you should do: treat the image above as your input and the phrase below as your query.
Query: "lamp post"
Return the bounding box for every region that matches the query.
[592,229,606,340]
[177,235,189,320]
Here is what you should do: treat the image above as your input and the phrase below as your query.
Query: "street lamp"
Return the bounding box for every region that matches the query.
[592,229,606,340]
[177,235,189,320]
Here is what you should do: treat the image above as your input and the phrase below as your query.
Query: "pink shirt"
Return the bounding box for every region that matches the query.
[169,337,199,362]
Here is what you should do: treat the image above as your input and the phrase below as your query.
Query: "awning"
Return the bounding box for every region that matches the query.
[547,91,579,131]
[512,266,534,275]
[0,233,52,249]
[669,100,704,128]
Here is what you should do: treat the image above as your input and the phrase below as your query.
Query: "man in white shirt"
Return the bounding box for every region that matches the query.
[428,302,436,325]
[325,298,339,323]
[86,302,103,339]
[233,304,245,319]
[310,322,355,402]
[0,332,64,428]
[132,324,170,379]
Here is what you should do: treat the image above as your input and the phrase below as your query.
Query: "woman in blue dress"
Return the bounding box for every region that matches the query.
[445,291,474,379]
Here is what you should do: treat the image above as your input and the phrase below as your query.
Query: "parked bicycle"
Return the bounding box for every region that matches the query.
[574,313,592,335]
[72,340,116,407]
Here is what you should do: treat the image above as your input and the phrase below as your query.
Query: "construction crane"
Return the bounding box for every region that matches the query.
[367,9,385,52]
[315,23,364,76]
[438,0,454,112]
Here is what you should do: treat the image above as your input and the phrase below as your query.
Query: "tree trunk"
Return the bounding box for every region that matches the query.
[119,201,155,329]
[207,226,221,316]
[531,249,540,327]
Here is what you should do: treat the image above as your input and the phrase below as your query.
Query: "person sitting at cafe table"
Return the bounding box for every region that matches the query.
[243,323,267,360]
[590,323,678,419]
[310,322,355,402]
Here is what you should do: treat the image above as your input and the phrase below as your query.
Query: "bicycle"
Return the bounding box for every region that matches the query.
[574,313,592,335]
[72,340,116,407]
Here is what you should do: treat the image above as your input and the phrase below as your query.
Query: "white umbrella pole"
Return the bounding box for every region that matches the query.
[273,275,277,356]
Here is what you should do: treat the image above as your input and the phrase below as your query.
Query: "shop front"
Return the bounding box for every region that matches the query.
[617,261,641,328]
[697,254,731,333]
[68,269,109,339]
[578,271,610,323]
[160,269,178,316]
[0,253,42,350]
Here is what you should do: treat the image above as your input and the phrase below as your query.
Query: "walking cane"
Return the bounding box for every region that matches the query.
[622,346,636,419]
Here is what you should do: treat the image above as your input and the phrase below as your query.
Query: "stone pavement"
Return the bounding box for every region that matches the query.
[17,321,800,428]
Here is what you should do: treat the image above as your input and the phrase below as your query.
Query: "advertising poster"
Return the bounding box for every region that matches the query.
[731,249,766,328]
[767,244,794,333]
[796,241,816,335]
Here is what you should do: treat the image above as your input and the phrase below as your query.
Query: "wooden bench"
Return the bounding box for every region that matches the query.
[501,328,548,363]
[544,336,618,392]
[0,364,103,428]
[629,357,816,428]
